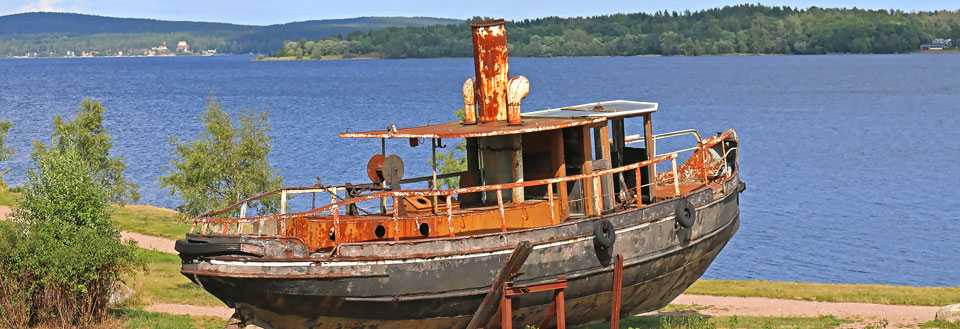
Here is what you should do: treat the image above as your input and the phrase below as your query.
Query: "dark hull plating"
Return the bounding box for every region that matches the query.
[182,174,741,329]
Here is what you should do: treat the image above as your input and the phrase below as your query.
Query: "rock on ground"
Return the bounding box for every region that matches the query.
[937,303,960,323]
[108,283,136,306]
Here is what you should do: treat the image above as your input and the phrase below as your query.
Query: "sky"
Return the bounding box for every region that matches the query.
[2,0,959,25]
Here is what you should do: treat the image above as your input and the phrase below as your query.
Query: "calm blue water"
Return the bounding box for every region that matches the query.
[1,55,958,287]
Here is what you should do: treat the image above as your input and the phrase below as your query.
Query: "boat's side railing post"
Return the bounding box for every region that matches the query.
[392,196,401,241]
[634,167,643,208]
[547,183,556,225]
[496,190,506,232]
[672,157,680,197]
[446,195,454,237]
[279,190,287,235]
[238,202,248,234]
[700,143,709,183]
[332,204,340,243]
[593,176,603,216]
[720,136,728,193]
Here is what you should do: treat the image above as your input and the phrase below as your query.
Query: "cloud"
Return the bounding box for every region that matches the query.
[19,0,71,12]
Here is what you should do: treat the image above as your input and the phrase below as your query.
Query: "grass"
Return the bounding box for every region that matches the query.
[687,279,960,306]
[578,313,850,329]
[110,308,223,329]
[111,204,192,240]
[920,320,960,329]
[0,186,18,206]
[130,248,223,307]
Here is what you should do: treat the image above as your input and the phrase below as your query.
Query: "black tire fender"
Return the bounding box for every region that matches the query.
[593,218,616,248]
[175,239,263,257]
[675,198,696,228]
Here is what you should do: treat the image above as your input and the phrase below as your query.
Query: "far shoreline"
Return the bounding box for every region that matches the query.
[4,50,958,60]
[252,50,959,61]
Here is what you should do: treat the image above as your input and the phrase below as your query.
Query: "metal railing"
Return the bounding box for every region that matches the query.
[192,154,679,240]
[624,128,703,158]
[192,128,737,245]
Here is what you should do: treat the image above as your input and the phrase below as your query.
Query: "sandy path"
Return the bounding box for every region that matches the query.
[671,294,938,326]
[143,303,233,319]
[121,230,177,253]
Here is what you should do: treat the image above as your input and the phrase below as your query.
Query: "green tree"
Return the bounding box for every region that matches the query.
[0,119,12,185]
[37,99,140,205]
[160,96,283,218]
[660,31,681,55]
[0,146,141,328]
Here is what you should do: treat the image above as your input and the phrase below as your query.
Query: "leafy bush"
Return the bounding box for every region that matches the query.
[160,96,283,218]
[0,146,142,328]
[39,99,140,205]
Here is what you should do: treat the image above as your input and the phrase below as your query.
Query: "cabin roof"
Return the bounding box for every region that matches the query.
[339,117,606,139]
[338,100,655,139]
[522,100,658,119]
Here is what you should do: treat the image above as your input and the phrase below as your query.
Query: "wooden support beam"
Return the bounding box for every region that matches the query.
[549,129,568,219]
[599,124,614,210]
[642,113,656,203]
[466,241,534,329]
[581,126,594,216]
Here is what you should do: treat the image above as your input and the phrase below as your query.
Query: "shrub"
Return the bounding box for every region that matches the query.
[0,147,142,328]
[160,96,283,218]
[41,99,140,205]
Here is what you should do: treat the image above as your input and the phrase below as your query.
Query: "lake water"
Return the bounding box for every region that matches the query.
[1,54,958,287]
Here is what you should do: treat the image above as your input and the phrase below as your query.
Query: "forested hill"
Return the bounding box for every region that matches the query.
[0,12,461,56]
[274,5,960,59]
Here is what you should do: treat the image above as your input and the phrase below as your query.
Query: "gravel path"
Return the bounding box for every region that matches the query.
[143,303,233,319]
[0,205,944,327]
[670,294,939,327]
[121,230,177,253]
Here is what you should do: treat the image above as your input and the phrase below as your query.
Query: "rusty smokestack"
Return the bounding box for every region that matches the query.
[471,19,509,123]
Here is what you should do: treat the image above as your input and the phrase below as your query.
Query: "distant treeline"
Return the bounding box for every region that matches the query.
[273,5,960,59]
[0,13,460,57]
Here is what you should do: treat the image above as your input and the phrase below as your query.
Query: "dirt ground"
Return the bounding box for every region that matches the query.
[668,294,938,327]
[121,230,177,253]
[143,303,234,319]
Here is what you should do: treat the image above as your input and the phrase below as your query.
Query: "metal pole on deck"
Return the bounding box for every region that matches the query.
[432,138,439,214]
[381,138,387,214]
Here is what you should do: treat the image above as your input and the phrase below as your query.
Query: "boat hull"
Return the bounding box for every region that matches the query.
[181,175,742,329]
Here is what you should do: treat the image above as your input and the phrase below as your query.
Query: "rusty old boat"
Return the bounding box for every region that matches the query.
[176,19,743,328]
